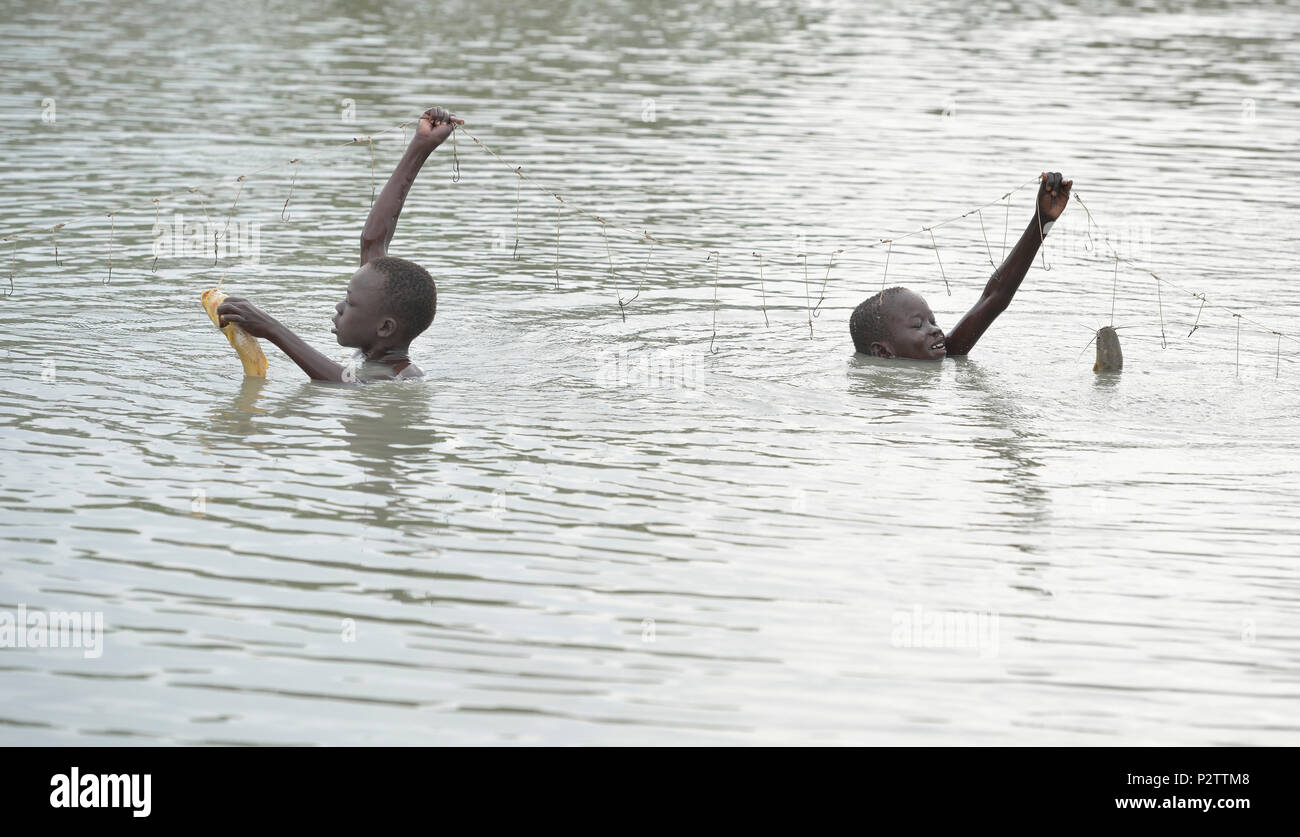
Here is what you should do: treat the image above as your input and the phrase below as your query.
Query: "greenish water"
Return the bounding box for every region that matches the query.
[1,0,1298,744]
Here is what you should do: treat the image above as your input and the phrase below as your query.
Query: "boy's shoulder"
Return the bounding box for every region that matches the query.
[393,361,423,380]
[345,352,424,383]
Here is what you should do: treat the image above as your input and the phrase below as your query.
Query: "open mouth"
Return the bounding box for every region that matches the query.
[930,340,946,351]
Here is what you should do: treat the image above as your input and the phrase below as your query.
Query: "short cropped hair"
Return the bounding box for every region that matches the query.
[371,256,437,342]
[849,286,908,354]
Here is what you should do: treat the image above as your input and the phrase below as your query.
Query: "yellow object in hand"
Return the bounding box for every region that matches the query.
[201,287,268,378]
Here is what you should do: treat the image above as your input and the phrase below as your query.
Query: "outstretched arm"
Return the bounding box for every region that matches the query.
[359,106,462,266]
[944,172,1072,356]
[216,297,348,382]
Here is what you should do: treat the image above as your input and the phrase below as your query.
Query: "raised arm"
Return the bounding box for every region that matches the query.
[944,172,1072,356]
[359,106,462,266]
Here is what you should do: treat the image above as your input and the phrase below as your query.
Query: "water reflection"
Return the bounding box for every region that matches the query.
[338,386,439,484]
[844,352,945,412]
[1091,370,1122,393]
[950,358,1050,526]
[202,375,270,443]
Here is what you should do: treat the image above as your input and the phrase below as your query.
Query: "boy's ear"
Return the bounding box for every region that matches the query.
[870,342,894,359]
[376,316,399,339]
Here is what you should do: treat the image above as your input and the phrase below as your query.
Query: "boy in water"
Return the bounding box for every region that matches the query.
[850,172,1072,359]
[214,106,462,382]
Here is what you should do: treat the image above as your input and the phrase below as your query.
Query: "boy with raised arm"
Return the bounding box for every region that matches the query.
[850,172,1072,359]
[215,106,462,382]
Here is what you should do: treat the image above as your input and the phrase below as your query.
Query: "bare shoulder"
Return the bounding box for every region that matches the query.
[351,359,425,383]
[395,362,424,380]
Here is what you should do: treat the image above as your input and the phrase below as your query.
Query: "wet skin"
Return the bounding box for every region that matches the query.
[869,289,948,360]
[214,106,461,382]
[864,171,1073,360]
[331,264,395,351]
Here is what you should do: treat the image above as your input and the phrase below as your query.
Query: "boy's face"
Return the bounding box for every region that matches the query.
[332,265,398,349]
[873,290,946,360]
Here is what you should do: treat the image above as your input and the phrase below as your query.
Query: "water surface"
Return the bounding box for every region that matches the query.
[1,0,1298,744]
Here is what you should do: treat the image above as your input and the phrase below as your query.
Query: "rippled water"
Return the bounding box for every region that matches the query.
[2,0,1299,744]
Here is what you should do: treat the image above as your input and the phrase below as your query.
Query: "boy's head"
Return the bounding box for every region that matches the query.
[332,256,437,350]
[850,286,946,360]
